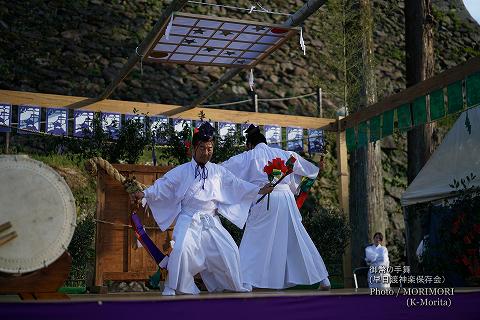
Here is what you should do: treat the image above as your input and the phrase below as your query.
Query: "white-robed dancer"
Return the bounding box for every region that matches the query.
[132,123,273,295]
[365,232,391,288]
[221,125,330,290]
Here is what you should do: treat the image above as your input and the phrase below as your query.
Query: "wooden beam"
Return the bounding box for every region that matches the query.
[338,56,480,131]
[183,0,328,111]
[0,90,334,130]
[171,107,333,130]
[0,90,179,115]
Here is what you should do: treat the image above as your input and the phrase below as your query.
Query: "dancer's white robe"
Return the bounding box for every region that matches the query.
[222,143,329,289]
[143,159,259,294]
[365,244,391,288]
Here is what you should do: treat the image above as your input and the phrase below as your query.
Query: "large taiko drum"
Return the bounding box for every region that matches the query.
[0,155,76,274]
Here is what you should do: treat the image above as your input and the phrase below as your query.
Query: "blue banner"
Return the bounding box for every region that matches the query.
[46,108,68,136]
[18,105,41,134]
[125,114,145,134]
[287,127,303,152]
[308,129,325,154]
[150,116,168,144]
[218,122,236,138]
[173,119,191,133]
[0,103,12,133]
[101,112,121,139]
[73,110,94,137]
[264,125,281,149]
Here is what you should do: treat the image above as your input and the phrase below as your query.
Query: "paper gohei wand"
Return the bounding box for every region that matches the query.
[257,155,296,210]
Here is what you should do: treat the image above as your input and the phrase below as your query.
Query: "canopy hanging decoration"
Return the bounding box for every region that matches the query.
[146,12,299,68]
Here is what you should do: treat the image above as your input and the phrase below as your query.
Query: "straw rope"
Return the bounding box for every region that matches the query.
[85,157,146,194]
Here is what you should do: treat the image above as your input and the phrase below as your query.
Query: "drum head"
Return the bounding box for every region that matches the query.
[0,155,76,273]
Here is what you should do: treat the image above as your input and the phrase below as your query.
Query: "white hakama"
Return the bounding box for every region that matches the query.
[143,159,259,295]
[222,143,329,289]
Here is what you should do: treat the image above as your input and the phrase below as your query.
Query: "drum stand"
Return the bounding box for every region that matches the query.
[0,222,72,300]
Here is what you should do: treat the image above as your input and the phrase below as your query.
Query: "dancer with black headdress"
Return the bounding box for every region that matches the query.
[132,122,273,295]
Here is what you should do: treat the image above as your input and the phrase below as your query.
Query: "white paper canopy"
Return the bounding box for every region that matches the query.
[146,12,298,68]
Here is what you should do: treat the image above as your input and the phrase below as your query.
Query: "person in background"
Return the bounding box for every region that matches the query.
[365,232,391,288]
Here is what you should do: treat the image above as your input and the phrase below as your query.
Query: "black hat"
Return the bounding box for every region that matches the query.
[244,124,260,136]
[193,122,215,146]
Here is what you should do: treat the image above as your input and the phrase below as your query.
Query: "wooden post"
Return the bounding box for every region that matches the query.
[336,116,352,288]
[317,87,323,117]
[4,132,10,154]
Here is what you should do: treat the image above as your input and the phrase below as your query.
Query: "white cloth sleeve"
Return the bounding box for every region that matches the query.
[215,167,259,229]
[291,152,320,179]
[220,152,249,180]
[143,176,180,231]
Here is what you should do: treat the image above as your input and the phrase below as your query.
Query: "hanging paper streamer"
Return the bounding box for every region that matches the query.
[249,69,255,91]
[125,114,146,135]
[46,108,68,136]
[412,96,427,126]
[0,103,12,133]
[381,109,394,138]
[173,119,191,133]
[73,110,94,137]
[307,129,324,154]
[264,125,282,149]
[101,112,121,140]
[150,116,168,144]
[429,89,445,121]
[219,122,236,139]
[299,28,306,55]
[287,127,303,152]
[18,105,41,134]
[165,14,174,40]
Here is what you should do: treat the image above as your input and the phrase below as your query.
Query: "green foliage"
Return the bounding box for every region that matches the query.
[422,174,480,284]
[155,119,246,166]
[67,215,96,285]
[63,112,151,164]
[302,207,351,264]
[463,47,480,57]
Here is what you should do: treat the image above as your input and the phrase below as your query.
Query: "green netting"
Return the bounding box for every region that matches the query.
[412,96,427,126]
[466,72,480,108]
[429,89,445,121]
[369,115,381,142]
[447,81,464,114]
[382,109,394,137]
[357,122,368,147]
[397,103,412,132]
[346,127,356,152]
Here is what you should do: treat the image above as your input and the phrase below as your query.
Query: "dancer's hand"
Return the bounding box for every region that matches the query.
[129,191,144,204]
[258,183,274,195]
